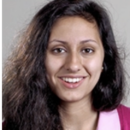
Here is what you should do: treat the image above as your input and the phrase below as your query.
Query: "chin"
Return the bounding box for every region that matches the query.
[60,94,85,103]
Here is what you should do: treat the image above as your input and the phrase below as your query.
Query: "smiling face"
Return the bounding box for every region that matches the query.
[45,16,104,103]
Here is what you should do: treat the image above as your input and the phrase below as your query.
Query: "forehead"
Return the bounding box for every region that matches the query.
[51,16,98,31]
[49,16,102,46]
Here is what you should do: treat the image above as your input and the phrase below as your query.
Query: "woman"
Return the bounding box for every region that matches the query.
[3,0,130,130]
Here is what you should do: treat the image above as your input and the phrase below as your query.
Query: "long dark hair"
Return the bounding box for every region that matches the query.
[3,0,125,129]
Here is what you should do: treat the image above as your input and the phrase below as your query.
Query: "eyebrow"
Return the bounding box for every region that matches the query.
[49,39,98,44]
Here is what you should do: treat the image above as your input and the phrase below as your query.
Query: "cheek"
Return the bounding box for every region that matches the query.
[45,55,64,78]
[84,58,103,75]
[45,57,56,78]
[45,57,58,90]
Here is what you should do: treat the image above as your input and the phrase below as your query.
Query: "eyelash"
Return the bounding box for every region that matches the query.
[52,48,94,54]
[52,48,66,53]
[82,48,94,54]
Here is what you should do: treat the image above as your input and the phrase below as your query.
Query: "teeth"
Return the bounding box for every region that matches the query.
[62,78,83,83]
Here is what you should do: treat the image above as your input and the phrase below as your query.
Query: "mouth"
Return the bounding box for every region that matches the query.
[58,76,86,89]
[61,77,83,83]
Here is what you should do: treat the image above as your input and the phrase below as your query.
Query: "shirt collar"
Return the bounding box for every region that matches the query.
[96,109,120,130]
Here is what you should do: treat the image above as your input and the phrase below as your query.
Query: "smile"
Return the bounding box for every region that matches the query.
[59,76,86,89]
[61,77,83,83]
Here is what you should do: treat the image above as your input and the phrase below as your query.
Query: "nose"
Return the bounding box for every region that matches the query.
[64,52,82,73]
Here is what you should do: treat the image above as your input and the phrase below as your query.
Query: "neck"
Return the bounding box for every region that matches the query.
[59,98,98,130]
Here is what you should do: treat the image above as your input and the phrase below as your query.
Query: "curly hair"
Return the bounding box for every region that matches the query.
[3,0,125,129]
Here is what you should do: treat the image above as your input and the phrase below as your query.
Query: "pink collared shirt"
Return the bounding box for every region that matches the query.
[97,109,120,130]
[97,105,130,130]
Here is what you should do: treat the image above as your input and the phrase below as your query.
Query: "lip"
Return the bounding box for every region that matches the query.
[58,76,86,89]
[59,75,86,78]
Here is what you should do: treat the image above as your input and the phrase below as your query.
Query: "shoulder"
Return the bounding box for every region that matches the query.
[117,104,130,130]
[117,104,130,117]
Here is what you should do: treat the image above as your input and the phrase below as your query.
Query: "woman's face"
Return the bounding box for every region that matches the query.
[45,16,104,103]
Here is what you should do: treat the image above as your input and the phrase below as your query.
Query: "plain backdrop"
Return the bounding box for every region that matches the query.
[3,0,130,106]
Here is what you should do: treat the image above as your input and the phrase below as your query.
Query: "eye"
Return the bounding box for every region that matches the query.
[52,48,66,53]
[82,48,94,54]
